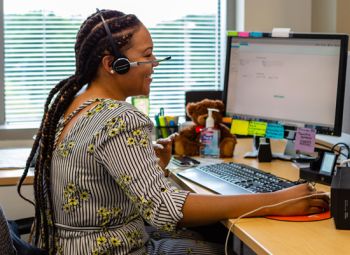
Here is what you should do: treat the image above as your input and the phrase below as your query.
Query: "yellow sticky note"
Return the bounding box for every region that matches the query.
[248,121,267,136]
[231,119,249,135]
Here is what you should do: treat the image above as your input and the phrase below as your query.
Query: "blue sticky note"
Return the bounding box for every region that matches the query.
[266,123,284,139]
[294,127,316,153]
[250,32,263,37]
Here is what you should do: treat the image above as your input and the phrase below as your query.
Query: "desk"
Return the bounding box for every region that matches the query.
[170,138,350,255]
[0,148,33,186]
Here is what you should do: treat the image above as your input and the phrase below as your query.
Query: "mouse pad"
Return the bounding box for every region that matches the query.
[266,211,331,222]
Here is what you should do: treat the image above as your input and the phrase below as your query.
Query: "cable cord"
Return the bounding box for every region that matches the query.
[331,142,350,160]
[340,158,350,167]
[315,142,350,159]
[224,192,330,255]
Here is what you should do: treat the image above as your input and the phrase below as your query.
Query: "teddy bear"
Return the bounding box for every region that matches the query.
[174,99,237,158]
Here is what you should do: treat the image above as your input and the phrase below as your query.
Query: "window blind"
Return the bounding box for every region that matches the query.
[3,2,222,125]
[4,12,80,124]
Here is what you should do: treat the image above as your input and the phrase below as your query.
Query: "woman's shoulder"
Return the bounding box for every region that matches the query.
[90,98,152,127]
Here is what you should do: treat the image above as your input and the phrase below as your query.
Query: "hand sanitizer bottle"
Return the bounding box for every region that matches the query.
[200,108,220,157]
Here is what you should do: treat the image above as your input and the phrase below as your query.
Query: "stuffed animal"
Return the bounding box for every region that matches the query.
[174,99,237,158]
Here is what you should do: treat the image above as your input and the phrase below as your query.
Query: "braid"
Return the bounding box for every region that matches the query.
[17,9,141,253]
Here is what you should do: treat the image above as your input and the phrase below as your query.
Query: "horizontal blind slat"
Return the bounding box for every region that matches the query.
[4,7,221,124]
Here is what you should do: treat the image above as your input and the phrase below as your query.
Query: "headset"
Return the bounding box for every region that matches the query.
[96,8,171,74]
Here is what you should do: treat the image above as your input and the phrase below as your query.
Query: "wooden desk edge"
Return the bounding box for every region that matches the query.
[222,219,271,255]
[0,169,33,186]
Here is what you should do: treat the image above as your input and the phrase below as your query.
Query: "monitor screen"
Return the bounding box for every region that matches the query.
[223,33,348,136]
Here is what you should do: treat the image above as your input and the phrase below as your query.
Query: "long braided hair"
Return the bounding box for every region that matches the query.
[17,9,141,252]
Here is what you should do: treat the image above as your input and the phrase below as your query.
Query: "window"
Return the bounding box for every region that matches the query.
[1,0,223,129]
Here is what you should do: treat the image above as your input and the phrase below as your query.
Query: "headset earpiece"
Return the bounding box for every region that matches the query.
[97,9,131,75]
[112,58,131,74]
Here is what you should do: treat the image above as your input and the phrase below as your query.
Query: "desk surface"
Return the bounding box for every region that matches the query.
[0,148,33,186]
[170,138,350,255]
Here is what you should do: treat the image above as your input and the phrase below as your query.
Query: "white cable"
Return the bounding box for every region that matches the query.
[224,192,330,255]
[340,158,350,167]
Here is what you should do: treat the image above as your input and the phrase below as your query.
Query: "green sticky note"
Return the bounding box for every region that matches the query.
[227,31,238,36]
[231,119,249,135]
[248,121,267,136]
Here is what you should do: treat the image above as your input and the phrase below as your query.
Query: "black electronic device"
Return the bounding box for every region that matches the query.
[331,167,350,229]
[172,156,200,167]
[96,9,171,74]
[319,152,338,176]
[258,142,272,162]
[299,151,338,184]
[223,32,348,142]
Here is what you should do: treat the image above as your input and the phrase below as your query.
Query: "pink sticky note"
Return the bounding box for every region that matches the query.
[294,127,316,153]
[238,32,249,37]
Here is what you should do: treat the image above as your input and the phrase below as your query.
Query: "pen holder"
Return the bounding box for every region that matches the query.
[155,125,179,139]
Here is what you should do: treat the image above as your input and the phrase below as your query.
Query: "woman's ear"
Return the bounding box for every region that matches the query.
[101,55,115,74]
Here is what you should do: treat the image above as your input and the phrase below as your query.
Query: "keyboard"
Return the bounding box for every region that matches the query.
[177,162,298,195]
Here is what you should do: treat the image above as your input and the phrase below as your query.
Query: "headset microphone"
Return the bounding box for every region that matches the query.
[114,56,172,73]
[96,9,171,75]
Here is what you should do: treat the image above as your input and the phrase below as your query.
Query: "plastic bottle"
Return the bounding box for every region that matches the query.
[200,108,220,157]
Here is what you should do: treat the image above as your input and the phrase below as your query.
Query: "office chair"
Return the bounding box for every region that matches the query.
[184,90,223,121]
[0,205,47,255]
[0,205,16,254]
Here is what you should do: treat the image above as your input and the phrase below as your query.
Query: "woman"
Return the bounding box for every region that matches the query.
[18,9,329,254]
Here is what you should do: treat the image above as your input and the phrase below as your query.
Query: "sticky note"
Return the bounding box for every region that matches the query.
[231,119,249,135]
[227,31,238,36]
[222,117,233,124]
[250,32,263,37]
[238,32,249,37]
[294,127,316,153]
[248,121,267,136]
[266,123,284,139]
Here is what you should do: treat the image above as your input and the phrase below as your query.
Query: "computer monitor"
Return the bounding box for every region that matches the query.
[223,33,348,138]
[342,52,350,135]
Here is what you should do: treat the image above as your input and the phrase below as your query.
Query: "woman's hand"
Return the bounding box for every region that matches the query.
[153,133,178,171]
[267,183,330,216]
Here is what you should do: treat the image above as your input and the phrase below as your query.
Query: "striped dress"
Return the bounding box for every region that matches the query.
[49,98,224,254]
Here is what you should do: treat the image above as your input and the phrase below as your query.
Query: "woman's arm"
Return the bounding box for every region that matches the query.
[179,183,329,227]
[153,133,178,170]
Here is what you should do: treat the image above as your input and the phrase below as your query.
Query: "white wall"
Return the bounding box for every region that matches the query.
[311,0,336,32]
[0,185,34,220]
[244,0,312,32]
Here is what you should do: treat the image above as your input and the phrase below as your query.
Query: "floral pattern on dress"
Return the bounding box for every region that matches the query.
[86,99,120,119]
[91,235,123,255]
[62,182,91,213]
[126,128,149,147]
[161,222,176,233]
[105,117,126,138]
[96,207,122,228]
[46,209,53,226]
[126,230,143,249]
[115,175,155,224]
[57,140,76,158]
[87,143,95,154]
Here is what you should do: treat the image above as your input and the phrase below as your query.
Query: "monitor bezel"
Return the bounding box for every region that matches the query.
[223,32,348,136]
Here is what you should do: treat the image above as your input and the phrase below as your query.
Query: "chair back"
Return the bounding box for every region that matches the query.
[0,206,16,255]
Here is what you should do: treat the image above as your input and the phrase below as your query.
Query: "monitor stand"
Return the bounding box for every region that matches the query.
[244,135,298,161]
